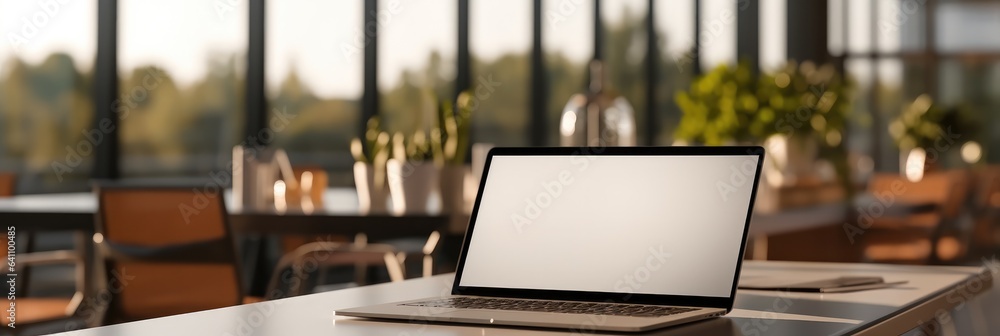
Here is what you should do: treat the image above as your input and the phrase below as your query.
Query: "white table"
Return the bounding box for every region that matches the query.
[42,261,997,336]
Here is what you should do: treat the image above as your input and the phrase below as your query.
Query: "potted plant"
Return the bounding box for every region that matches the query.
[890,94,978,180]
[351,117,391,214]
[435,92,474,215]
[675,60,854,209]
[387,129,440,215]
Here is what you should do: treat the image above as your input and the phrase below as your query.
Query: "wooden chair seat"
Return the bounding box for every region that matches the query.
[0,298,74,328]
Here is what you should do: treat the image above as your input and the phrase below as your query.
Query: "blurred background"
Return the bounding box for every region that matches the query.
[2,0,1000,334]
[2,0,994,192]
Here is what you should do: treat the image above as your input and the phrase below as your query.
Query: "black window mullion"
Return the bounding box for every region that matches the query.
[530,0,546,146]
[93,0,119,180]
[644,0,658,146]
[361,0,379,149]
[246,0,267,147]
[456,0,471,101]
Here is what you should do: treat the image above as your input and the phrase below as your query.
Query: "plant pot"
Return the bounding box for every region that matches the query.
[354,162,389,214]
[387,159,439,215]
[439,164,471,215]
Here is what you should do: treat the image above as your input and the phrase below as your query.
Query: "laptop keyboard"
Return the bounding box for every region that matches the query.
[401,297,698,317]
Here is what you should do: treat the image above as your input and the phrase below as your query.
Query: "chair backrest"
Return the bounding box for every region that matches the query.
[974,166,1000,209]
[867,171,962,215]
[267,242,403,298]
[0,173,14,197]
[95,186,243,323]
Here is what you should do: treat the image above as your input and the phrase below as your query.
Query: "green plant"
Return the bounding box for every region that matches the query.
[434,91,473,165]
[889,94,978,152]
[351,116,391,188]
[350,116,391,164]
[675,60,855,190]
[391,130,437,162]
[675,60,853,146]
[674,61,759,145]
[757,61,852,146]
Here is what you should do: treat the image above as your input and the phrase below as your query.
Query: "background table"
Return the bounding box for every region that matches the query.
[41,261,997,336]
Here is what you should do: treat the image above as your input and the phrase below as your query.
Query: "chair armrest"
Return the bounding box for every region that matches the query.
[15,250,81,266]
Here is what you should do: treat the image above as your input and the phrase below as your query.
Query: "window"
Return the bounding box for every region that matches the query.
[543,0,593,145]
[470,0,531,146]
[379,0,456,136]
[654,0,696,145]
[0,0,97,193]
[118,0,247,177]
[267,0,362,185]
[699,0,737,68]
[602,0,648,143]
[835,0,1000,168]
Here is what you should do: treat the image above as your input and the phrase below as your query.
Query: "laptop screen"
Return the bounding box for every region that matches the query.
[458,154,760,298]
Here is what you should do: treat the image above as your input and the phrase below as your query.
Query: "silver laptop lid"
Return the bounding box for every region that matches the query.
[452,146,764,311]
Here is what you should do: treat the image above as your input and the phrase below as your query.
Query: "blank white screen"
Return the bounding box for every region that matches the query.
[459,155,759,298]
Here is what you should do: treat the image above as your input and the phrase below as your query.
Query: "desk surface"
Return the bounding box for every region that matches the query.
[49,261,994,336]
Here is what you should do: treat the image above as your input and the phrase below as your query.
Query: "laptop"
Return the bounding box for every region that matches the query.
[337,146,765,332]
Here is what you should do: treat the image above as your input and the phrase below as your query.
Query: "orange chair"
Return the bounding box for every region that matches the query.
[266,241,406,297]
[970,166,1000,254]
[0,172,14,197]
[860,170,972,263]
[280,167,348,253]
[1,173,85,335]
[94,185,254,324]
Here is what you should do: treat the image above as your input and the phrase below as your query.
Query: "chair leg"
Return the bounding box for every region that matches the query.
[423,255,433,278]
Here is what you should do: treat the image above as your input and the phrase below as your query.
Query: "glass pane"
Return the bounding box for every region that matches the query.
[760,0,787,71]
[655,0,695,145]
[470,0,530,147]
[268,0,361,185]
[872,58,926,172]
[379,0,456,135]
[602,0,647,143]
[846,0,872,53]
[829,0,845,55]
[119,0,247,177]
[700,0,737,68]
[876,0,926,53]
[936,2,1000,52]
[543,0,593,145]
[0,0,97,193]
[938,59,1000,164]
[845,58,875,167]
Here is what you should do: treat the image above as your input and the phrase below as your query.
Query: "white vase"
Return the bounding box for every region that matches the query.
[353,162,389,214]
[439,165,470,215]
[387,159,439,215]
